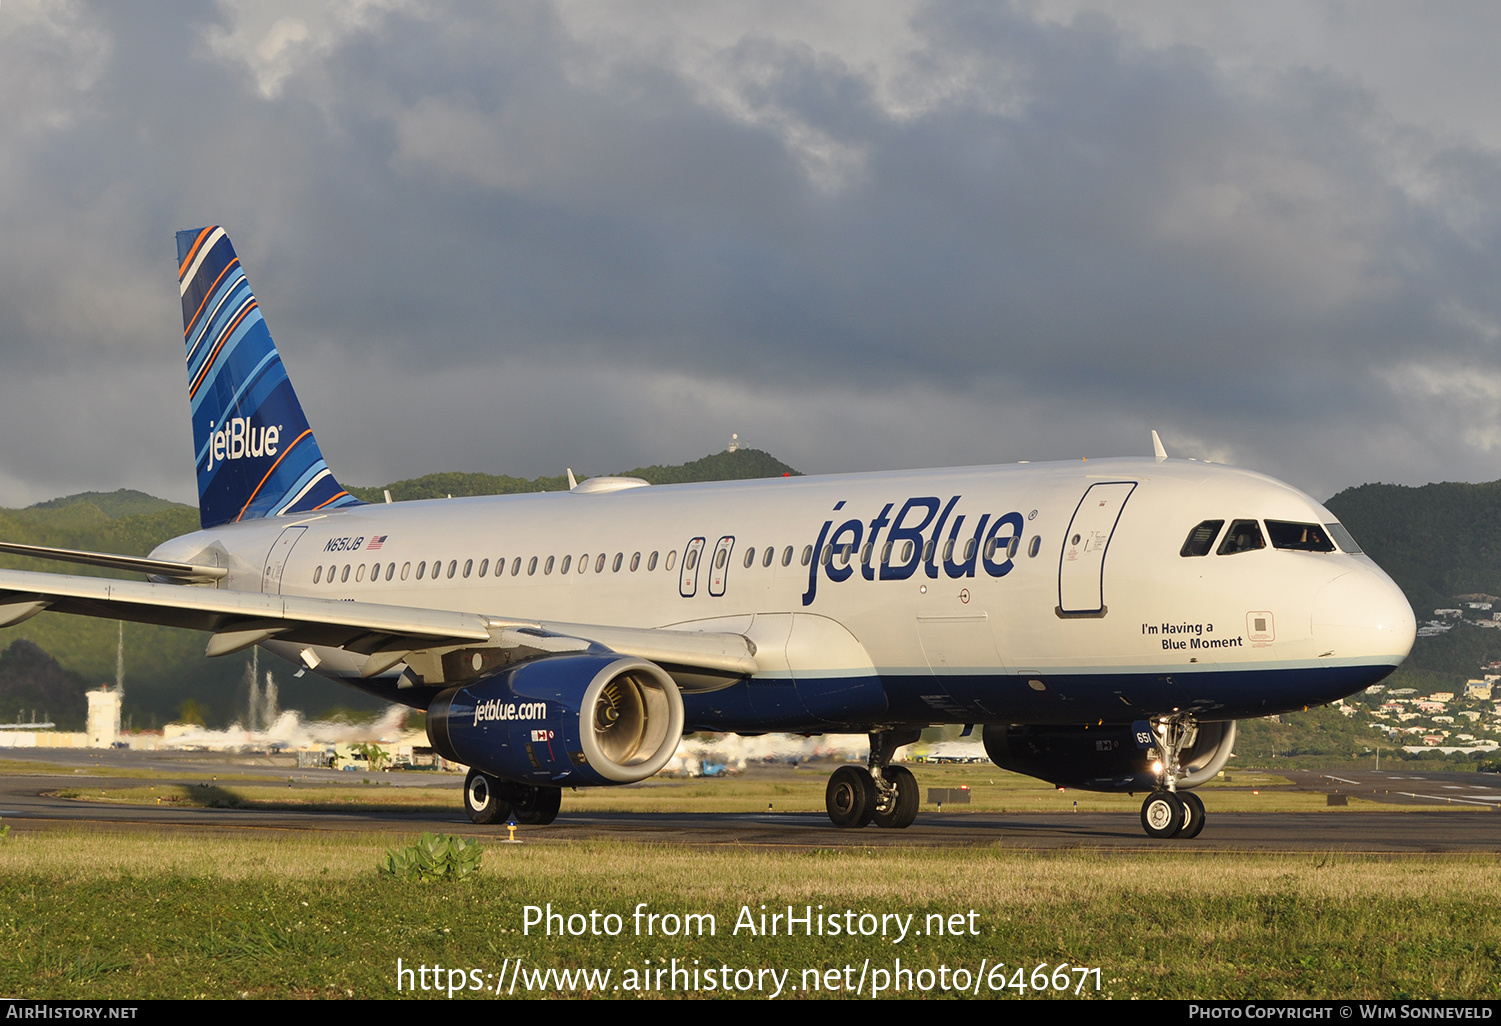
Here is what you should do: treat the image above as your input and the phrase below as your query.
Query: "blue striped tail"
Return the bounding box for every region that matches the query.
[176,227,361,529]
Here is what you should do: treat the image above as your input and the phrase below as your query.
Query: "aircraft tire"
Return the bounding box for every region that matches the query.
[464,769,510,825]
[872,765,920,829]
[1178,791,1206,839]
[509,783,563,826]
[1140,791,1183,839]
[826,765,877,828]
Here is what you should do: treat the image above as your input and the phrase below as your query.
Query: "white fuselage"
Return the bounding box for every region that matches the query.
[151,456,1415,731]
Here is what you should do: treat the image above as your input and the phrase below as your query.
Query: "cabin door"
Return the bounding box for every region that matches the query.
[261,526,308,593]
[1057,482,1136,615]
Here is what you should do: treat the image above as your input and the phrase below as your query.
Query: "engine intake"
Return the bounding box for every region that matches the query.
[427,653,684,786]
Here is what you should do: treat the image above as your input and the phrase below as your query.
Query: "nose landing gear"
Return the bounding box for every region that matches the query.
[1138,714,1208,839]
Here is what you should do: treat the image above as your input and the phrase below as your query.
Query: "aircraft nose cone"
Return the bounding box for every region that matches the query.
[1311,568,1416,663]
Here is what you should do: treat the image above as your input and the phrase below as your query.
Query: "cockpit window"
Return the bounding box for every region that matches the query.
[1180,520,1225,557]
[1266,520,1336,552]
[1325,522,1362,554]
[1216,519,1265,555]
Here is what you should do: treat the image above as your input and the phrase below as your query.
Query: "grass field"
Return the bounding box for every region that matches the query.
[1,827,1498,1000]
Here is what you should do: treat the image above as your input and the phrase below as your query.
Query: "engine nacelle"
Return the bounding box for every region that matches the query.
[426,653,684,787]
[982,720,1236,792]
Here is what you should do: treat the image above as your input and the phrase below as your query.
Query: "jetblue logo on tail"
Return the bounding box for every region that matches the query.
[205,416,281,472]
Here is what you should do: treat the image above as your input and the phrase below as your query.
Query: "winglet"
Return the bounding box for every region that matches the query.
[567,468,579,490]
[1151,430,1168,463]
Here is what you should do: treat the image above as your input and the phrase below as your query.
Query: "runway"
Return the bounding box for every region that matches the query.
[3,750,1500,851]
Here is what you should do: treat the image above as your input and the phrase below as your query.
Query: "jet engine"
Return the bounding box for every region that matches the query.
[981,720,1236,792]
[426,653,684,787]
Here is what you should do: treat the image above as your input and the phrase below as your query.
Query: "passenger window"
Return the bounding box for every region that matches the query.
[665,551,676,571]
[560,555,572,574]
[478,559,488,577]
[801,545,812,566]
[544,556,555,574]
[631,552,641,571]
[447,559,458,579]
[401,562,410,580]
[313,565,322,584]
[820,544,832,565]
[942,539,954,561]
[1266,521,1336,553]
[861,543,872,566]
[386,563,395,581]
[648,551,658,571]
[527,556,537,576]
[1217,520,1265,555]
[1180,520,1225,557]
[1008,536,1020,558]
[613,553,623,572]
[595,553,605,573]
[881,541,892,564]
[512,557,522,576]
[782,546,793,567]
[1028,536,1041,558]
[341,565,350,583]
[685,549,697,570]
[463,559,473,578]
[964,539,976,561]
[763,547,774,568]
[416,561,426,580]
[743,547,755,569]
[578,554,588,573]
[716,549,727,569]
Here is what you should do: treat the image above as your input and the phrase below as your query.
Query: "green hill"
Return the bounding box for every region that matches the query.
[344,448,800,502]
[28,489,191,518]
[1324,480,1501,616]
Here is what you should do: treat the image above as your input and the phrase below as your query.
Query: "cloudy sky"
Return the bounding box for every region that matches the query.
[2,1,1500,507]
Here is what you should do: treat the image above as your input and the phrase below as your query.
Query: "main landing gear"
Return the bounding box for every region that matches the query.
[825,729,922,829]
[1138,714,1207,840]
[464,768,562,826]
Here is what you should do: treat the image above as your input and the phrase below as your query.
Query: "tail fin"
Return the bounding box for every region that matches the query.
[176,227,360,529]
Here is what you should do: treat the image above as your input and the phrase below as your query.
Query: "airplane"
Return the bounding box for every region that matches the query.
[0,226,1416,838]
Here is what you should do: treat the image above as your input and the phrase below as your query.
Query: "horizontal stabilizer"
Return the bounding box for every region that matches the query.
[0,540,228,582]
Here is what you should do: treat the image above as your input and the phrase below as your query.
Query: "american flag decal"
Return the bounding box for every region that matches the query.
[367,535,387,550]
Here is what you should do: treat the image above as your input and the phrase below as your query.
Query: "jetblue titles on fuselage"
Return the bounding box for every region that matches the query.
[802,495,1025,605]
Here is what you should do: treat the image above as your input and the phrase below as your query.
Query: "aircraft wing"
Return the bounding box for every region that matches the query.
[0,566,756,687]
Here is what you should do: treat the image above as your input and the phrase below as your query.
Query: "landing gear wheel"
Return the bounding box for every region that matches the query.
[872,765,919,829]
[509,783,562,826]
[1140,791,1184,839]
[1178,791,1206,839]
[826,765,877,828]
[464,769,510,825]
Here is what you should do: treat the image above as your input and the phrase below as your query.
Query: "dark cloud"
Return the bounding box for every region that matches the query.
[0,0,1499,506]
